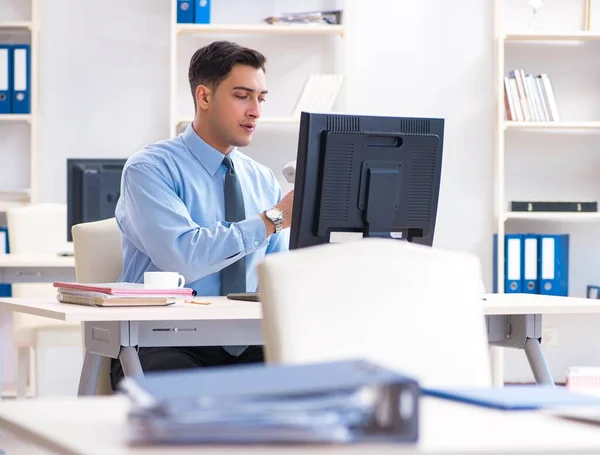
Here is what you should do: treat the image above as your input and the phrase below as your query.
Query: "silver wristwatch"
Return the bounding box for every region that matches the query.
[264,207,284,233]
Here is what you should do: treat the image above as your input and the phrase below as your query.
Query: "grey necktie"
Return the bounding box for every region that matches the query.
[221,155,248,356]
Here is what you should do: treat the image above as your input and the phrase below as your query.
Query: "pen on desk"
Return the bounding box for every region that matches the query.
[185,300,212,305]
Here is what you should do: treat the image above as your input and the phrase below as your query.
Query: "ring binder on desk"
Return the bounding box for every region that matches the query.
[121,359,420,445]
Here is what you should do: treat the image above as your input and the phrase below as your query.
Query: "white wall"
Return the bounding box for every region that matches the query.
[346,0,495,280]
[5,0,600,385]
[37,0,172,203]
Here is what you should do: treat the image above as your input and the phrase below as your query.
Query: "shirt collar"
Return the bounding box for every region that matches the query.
[181,123,238,177]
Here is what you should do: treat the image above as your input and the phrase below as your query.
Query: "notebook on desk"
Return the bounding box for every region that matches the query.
[56,290,176,307]
[53,281,195,296]
[422,385,600,410]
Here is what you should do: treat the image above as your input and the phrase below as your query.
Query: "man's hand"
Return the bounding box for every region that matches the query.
[275,190,294,230]
[260,190,294,235]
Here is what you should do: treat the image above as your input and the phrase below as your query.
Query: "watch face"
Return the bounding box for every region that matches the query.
[267,208,282,220]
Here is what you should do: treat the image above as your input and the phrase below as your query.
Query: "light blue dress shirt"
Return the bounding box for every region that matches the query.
[115,124,289,296]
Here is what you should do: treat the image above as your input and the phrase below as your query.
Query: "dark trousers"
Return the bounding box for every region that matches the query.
[110,345,264,392]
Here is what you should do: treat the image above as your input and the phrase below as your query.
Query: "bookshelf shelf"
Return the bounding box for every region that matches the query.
[504,121,600,130]
[0,21,32,30]
[504,212,600,222]
[175,23,345,36]
[0,114,33,122]
[176,116,299,127]
[504,31,600,42]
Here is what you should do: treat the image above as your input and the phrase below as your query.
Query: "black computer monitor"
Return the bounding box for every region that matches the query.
[290,112,444,249]
[66,159,126,241]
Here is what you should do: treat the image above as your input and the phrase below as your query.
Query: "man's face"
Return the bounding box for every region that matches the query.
[205,64,267,150]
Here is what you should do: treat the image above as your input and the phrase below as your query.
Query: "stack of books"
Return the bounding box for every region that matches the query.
[504,69,560,122]
[291,74,345,118]
[52,281,195,307]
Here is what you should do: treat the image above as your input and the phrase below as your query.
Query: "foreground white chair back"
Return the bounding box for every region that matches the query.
[258,238,491,389]
[72,217,123,395]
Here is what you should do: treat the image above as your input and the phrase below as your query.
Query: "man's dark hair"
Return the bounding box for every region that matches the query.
[188,40,266,110]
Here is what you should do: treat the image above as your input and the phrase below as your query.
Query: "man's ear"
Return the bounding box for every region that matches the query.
[195,84,212,111]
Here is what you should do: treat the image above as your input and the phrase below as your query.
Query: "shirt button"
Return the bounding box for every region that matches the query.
[254,241,259,246]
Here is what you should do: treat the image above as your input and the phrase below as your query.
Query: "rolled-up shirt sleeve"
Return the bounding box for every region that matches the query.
[117,163,268,282]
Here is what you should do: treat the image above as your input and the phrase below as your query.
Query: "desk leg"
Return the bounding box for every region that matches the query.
[490,346,504,387]
[77,351,102,396]
[119,346,143,378]
[524,338,554,386]
[487,314,554,386]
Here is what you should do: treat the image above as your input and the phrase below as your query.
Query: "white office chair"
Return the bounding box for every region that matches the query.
[257,238,492,389]
[71,217,123,395]
[7,203,83,397]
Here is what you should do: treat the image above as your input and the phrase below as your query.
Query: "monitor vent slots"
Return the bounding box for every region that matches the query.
[320,143,354,223]
[406,146,436,223]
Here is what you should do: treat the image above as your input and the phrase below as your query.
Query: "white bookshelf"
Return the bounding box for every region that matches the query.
[176,115,300,128]
[0,114,32,122]
[504,212,600,222]
[0,0,40,210]
[504,31,600,41]
[504,121,600,130]
[0,21,32,30]
[168,0,350,138]
[493,0,600,294]
[175,23,345,36]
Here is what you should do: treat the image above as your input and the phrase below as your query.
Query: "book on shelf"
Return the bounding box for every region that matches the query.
[504,69,560,122]
[291,73,344,118]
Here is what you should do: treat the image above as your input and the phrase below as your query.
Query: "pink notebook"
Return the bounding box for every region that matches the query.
[53,281,195,296]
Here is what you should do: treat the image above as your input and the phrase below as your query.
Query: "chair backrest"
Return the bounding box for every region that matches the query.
[72,217,123,396]
[257,238,492,389]
[71,218,123,283]
[7,203,67,254]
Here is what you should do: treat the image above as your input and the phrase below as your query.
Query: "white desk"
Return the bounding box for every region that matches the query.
[0,253,75,283]
[483,293,600,386]
[0,293,596,396]
[483,293,600,315]
[0,395,599,455]
[0,297,261,396]
[0,254,76,397]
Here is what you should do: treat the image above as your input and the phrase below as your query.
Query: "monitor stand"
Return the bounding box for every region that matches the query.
[363,165,404,240]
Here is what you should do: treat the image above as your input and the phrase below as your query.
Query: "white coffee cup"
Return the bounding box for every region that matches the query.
[144,271,185,289]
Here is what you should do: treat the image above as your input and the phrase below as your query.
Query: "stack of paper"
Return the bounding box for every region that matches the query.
[52,281,195,307]
[120,359,420,445]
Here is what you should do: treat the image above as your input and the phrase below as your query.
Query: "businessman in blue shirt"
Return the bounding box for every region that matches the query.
[110,41,293,390]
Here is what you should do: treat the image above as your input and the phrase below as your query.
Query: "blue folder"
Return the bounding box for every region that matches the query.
[422,385,600,410]
[0,45,11,114]
[11,44,30,114]
[176,0,194,23]
[194,0,210,23]
[539,234,569,296]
